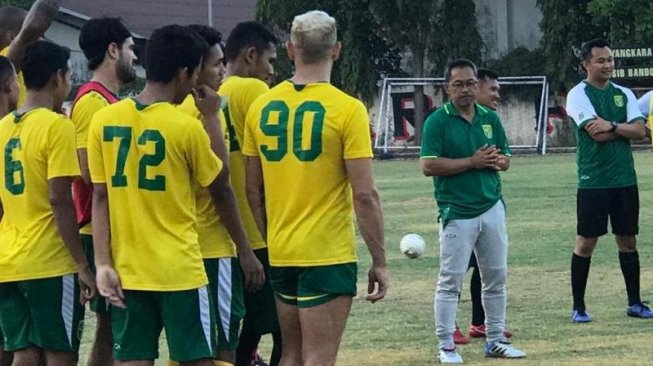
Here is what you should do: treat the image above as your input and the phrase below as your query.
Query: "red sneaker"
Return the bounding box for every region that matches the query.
[453,326,470,345]
[468,324,512,338]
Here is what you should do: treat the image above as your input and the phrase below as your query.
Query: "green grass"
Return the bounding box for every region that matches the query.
[80,153,653,365]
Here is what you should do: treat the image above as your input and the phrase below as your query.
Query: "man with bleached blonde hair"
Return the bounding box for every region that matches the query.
[243,10,388,366]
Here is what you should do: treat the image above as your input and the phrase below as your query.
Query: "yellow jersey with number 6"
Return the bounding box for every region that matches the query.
[242,81,373,266]
[87,98,223,291]
[0,108,79,282]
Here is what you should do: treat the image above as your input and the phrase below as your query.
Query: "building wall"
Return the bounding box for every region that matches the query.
[474,0,542,59]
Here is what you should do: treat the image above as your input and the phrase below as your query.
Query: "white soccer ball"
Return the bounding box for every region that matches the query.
[400,233,426,259]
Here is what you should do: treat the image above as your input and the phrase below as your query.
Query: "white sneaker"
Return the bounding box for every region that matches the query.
[484,338,526,358]
[438,345,463,364]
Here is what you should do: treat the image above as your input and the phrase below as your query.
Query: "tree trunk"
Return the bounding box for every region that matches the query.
[413,45,425,146]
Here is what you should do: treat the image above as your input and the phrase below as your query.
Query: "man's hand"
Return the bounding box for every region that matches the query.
[469,144,499,169]
[96,265,126,308]
[78,265,97,305]
[192,85,220,120]
[491,154,510,171]
[366,264,389,303]
[239,251,265,292]
[586,116,613,136]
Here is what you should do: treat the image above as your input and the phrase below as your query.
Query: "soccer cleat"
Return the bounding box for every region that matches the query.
[453,326,470,345]
[572,309,592,323]
[626,303,653,318]
[484,338,526,359]
[468,324,513,338]
[438,345,463,364]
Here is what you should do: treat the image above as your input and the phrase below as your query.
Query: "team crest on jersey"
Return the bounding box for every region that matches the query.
[614,95,625,107]
[482,125,493,139]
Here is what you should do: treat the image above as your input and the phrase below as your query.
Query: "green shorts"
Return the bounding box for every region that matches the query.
[81,234,110,314]
[0,275,85,352]
[269,263,357,308]
[111,287,215,362]
[204,257,245,351]
[241,248,279,335]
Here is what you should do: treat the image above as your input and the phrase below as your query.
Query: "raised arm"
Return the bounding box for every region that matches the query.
[6,0,60,71]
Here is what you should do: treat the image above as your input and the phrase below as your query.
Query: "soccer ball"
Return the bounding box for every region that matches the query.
[400,233,426,259]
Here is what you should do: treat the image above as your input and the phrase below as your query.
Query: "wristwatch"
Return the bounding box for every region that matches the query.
[609,121,618,132]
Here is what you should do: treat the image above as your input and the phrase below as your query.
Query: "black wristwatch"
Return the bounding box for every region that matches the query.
[609,121,618,132]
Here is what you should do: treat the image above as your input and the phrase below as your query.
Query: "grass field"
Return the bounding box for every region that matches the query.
[80,153,653,365]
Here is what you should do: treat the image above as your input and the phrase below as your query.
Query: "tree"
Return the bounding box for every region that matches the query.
[537,0,607,89]
[0,0,33,8]
[256,0,402,106]
[588,0,653,44]
[370,0,436,145]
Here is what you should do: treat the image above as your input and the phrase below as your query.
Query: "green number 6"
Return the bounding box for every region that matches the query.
[4,138,25,195]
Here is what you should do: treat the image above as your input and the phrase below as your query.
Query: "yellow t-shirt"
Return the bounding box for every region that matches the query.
[0,47,26,108]
[242,81,373,266]
[177,94,235,259]
[87,98,223,291]
[219,76,269,250]
[71,90,111,235]
[0,108,80,281]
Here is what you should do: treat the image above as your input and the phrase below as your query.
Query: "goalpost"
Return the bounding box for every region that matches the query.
[373,76,550,155]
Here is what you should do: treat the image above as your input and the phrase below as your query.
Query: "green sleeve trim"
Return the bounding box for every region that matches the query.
[627,117,646,124]
[578,118,594,128]
[419,155,439,159]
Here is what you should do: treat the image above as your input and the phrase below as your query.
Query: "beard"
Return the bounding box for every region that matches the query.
[116,57,136,84]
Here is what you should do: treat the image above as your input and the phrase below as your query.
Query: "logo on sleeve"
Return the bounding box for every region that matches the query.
[482,125,493,139]
[614,95,625,107]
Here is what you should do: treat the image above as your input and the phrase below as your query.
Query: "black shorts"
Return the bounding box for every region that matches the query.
[468,252,478,269]
[577,185,639,238]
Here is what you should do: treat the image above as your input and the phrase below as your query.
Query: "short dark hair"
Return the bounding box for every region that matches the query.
[145,25,208,84]
[580,39,611,61]
[22,41,70,90]
[0,6,27,36]
[0,56,14,82]
[477,68,499,82]
[186,24,222,48]
[79,17,132,71]
[225,21,277,62]
[445,59,477,81]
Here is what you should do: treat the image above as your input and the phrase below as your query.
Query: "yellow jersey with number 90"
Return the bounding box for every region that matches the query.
[87,98,223,291]
[0,108,80,282]
[242,81,373,267]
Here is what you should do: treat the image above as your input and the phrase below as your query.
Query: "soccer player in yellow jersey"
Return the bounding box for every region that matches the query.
[178,24,264,366]
[243,11,388,366]
[0,0,61,108]
[71,17,137,366]
[0,40,96,366]
[88,25,258,366]
[220,21,282,366]
[0,56,18,366]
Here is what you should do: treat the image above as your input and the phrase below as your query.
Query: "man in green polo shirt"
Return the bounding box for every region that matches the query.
[420,59,525,364]
[566,38,651,323]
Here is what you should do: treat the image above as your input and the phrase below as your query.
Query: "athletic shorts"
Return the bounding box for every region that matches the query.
[270,263,357,308]
[204,257,245,351]
[81,234,110,314]
[0,275,85,352]
[111,287,215,362]
[241,248,279,335]
[577,185,639,238]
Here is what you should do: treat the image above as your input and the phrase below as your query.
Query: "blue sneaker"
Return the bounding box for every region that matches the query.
[572,309,592,323]
[626,303,653,318]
